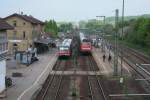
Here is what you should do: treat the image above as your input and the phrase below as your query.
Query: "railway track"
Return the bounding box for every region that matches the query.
[108,41,150,64]
[87,55,107,100]
[117,46,150,84]
[108,42,150,79]
[35,53,108,100]
[35,60,65,100]
[122,46,150,64]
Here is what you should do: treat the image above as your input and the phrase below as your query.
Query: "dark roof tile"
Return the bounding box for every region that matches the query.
[4,13,44,25]
[0,18,14,30]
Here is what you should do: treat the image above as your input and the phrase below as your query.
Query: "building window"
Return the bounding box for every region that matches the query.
[13,43,18,52]
[0,32,6,40]
[23,31,26,39]
[13,31,17,39]
[13,20,17,27]
[0,43,6,53]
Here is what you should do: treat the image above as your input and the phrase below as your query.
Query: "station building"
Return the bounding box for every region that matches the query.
[4,13,44,54]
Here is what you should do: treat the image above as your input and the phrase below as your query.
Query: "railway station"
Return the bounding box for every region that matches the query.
[2,31,149,100]
[1,0,150,100]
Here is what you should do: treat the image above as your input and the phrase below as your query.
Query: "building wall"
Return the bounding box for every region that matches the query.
[0,59,6,93]
[0,30,7,93]
[0,30,8,54]
[5,16,43,53]
[6,16,33,40]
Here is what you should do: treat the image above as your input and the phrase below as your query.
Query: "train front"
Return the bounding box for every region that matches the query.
[58,46,71,56]
[79,32,92,53]
[58,39,72,57]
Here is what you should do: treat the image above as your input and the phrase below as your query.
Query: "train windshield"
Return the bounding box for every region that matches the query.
[82,39,91,43]
[59,46,69,50]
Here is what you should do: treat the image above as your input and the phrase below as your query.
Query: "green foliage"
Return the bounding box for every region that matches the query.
[44,20,58,37]
[85,19,103,31]
[118,20,130,28]
[78,19,104,34]
[106,14,150,25]
[120,17,150,56]
[103,24,114,34]
[126,17,150,47]
[79,20,87,28]
[105,16,150,56]
[58,22,73,33]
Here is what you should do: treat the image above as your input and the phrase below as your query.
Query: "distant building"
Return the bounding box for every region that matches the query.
[4,13,44,53]
[0,18,13,94]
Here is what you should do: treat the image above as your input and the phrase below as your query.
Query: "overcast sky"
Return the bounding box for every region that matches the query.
[1,0,150,22]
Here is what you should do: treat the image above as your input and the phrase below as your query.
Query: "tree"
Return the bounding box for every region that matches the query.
[124,17,150,47]
[58,22,74,33]
[103,24,114,34]
[79,20,87,28]
[44,20,58,37]
[83,19,103,34]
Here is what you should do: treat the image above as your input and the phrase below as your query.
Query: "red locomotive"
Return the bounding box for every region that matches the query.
[79,32,92,53]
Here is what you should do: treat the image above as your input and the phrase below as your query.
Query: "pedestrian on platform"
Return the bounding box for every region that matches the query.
[103,54,106,62]
[108,54,112,62]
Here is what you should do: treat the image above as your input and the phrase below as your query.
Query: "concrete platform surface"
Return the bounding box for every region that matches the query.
[92,47,131,76]
[0,52,57,100]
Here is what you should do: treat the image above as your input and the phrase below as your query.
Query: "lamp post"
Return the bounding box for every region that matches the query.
[96,16,105,52]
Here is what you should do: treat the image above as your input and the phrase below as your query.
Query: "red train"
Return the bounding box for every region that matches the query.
[58,39,72,57]
[79,32,92,53]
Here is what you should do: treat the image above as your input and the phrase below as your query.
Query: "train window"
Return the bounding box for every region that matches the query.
[83,39,90,42]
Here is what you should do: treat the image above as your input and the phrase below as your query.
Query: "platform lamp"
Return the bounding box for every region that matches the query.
[96,16,105,52]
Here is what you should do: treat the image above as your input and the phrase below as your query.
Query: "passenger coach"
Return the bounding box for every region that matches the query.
[58,39,72,57]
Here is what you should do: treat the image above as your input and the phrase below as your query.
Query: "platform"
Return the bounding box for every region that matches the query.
[0,51,58,100]
[92,47,132,76]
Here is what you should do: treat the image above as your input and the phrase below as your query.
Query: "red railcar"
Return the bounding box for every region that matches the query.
[79,32,92,52]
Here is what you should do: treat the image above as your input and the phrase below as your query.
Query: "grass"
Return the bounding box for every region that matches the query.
[119,39,150,56]
[105,36,150,57]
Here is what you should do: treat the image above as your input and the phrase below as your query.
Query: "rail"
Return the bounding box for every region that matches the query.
[123,57,150,84]
[36,60,65,100]
[87,67,94,100]
[88,56,107,100]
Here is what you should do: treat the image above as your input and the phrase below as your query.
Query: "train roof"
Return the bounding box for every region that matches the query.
[60,39,72,47]
[79,32,90,41]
